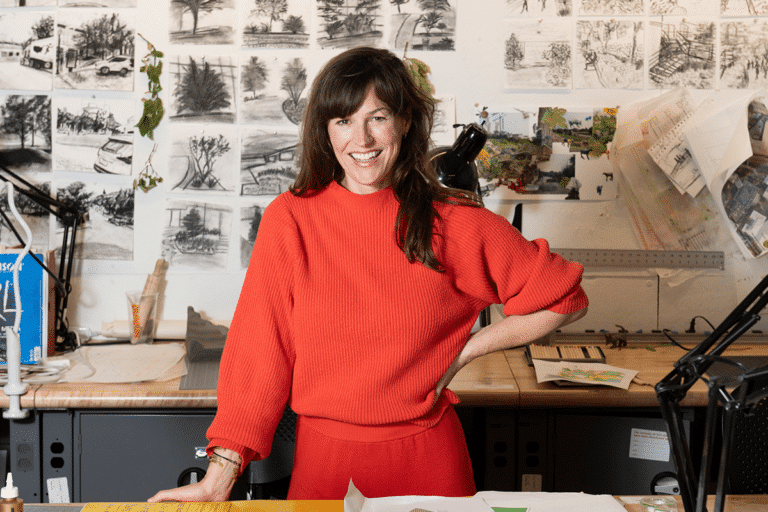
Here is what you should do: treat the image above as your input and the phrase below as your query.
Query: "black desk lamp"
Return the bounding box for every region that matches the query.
[0,165,84,352]
[656,274,768,512]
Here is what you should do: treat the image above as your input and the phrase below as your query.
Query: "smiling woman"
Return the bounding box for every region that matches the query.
[148,46,588,504]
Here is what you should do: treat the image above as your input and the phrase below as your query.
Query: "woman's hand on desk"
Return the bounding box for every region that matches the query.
[147,447,241,503]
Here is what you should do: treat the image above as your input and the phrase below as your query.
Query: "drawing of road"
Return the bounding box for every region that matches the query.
[393,13,419,48]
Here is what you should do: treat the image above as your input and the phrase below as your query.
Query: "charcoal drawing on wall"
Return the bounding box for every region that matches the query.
[0,94,51,174]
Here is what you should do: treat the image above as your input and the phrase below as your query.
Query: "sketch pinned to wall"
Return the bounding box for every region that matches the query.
[168,124,238,194]
[0,180,51,249]
[60,0,136,7]
[242,0,311,48]
[240,127,298,196]
[53,96,134,174]
[505,0,572,17]
[647,17,715,89]
[0,12,54,90]
[0,0,53,5]
[239,199,272,268]
[0,94,51,174]
[503,19,572,90]
[54,10,135,91]
[475,108,617,202]
[651,0,717,15]
[162,199,232,271]
[575,20,644,89]
[55,180,135,260]
[317,0,383,50]
[579,0,643,15]
[720,20,768,90]
[239,54,308,126]
[721,0,768,16]
[169,55,236,123]
[170,0,236,44]
[390,0,456,51]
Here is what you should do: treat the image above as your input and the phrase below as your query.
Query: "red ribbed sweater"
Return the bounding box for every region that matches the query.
[207,180,587,466]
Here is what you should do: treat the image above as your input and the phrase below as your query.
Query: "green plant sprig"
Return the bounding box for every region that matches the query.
[135,33,165,140]
[134,34,165,193]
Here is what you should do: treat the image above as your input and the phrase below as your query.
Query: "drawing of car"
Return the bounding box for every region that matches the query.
[94,134,133,175]
[95,56,134,77]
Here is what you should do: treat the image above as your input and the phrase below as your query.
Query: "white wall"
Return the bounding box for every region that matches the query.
[52,0,768,336]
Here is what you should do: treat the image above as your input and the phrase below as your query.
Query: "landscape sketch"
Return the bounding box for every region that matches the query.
[0,180,51,250]
[505,0,572,16]
[162,199,232,272]
[390,0,456,51]
[53,97,135,174]
[720,21,768,90]
[54,10,135,92]
[59,0,136,7]
[579,0,643,15]
[240,128,298,196]
[0,94,51,174]
[168,124,238,194]
[239,55,308,126]
[503,19,572,90]
[242,0,311,48]
[317,0,383,49]
[170,0,236,45]
[55,180,134,261]
[0,12,54,91]
[651,0,718,15]
[169,55,237,123]
[647,18,716,90]
[721,0,768,15]
[575,20,644,89]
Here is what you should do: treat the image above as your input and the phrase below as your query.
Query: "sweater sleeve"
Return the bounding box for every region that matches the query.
[440,204,588,317]
[206,196,297,468]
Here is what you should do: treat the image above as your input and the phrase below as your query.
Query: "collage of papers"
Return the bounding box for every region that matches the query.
[612,87,768,257]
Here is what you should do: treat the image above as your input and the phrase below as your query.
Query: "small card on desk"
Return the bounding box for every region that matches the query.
[524,344,606,366]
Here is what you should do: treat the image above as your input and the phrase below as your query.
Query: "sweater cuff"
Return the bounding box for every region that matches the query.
[207,439,259,474]
[545,285,588,315]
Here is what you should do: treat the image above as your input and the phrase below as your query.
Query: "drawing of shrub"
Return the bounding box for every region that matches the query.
[505,33,524,70]
[252,0,288,32]
[281,58,307,125]
[174,57,232,116]
[187,134,231,190]
[283,14,305,34]
[542,42,571,86]
[242,56,269,100]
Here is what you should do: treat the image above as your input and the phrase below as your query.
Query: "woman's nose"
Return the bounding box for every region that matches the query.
[353,123,373,146]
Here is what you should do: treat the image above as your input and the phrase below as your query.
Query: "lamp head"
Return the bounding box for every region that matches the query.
[430,123,487,194]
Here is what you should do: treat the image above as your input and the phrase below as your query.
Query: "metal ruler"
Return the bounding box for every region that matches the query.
[552,248,725,270]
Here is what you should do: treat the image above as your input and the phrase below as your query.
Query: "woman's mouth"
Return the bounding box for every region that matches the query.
[351,150,382,162]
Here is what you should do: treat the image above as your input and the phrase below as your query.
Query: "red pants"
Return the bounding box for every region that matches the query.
[287,405,476,499]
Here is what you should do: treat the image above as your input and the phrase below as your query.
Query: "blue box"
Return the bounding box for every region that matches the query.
[0,252,48,365]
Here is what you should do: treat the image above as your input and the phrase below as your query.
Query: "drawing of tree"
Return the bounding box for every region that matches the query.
[1,96,46,150]
[30,15,54,40]
[543,42,571,86]
[319,0,345,40]
[247,207,262,243]
[74,13,133,59]
[345,0,379,35]
[281,58,307,125]
[172,0,224,36]
[187,134,231,190]
[56,182,92,224]
[252,0,288,32]
[283,14,305,33]
[390,0,409,11]
[242,56,269,99]
[174,58,232,115]
[417,0,450,35]
[505,32,524,70]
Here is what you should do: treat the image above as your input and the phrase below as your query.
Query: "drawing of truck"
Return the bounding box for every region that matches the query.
[21,37,54,70]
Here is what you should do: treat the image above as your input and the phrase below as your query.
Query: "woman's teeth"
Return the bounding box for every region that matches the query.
[351,151,381,162]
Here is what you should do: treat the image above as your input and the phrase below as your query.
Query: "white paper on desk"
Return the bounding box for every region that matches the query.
[531,359,637,389]
[477,491,627,512]
[344,480,494,512]
[54,342,187,383]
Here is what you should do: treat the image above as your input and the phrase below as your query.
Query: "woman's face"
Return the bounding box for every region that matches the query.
[327,87,410,194]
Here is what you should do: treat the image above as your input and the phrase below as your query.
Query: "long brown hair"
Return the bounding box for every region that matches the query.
[292,46,480,272]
